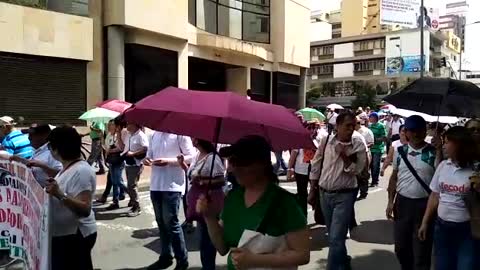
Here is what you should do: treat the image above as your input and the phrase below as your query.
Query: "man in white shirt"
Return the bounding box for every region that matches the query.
[144,132,195,270]
[326,109,339,133]
[10,124,62,187]
[355,117,374,199]
[122,123,148,217]
[389,114,404,142]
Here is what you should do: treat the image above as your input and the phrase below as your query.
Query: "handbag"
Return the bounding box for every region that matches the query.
[106,145,125,165]
[397,146,432,194]
[186,154,225,221]
[124,135,147,166]
[312,132,332,225]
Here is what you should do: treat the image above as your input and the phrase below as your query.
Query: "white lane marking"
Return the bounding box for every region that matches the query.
[96,222,140,231]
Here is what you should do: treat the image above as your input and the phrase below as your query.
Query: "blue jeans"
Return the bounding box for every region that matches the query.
[110,163,125,203]
[320,190,356,270]
[370,152,382,185]
[198,220,217,270]
[434,218,479,270]
[150,191,188,263]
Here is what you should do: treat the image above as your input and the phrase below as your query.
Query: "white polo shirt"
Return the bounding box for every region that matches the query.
[430,160,473,222]
[393,144,436,199]
[390,119,404,136]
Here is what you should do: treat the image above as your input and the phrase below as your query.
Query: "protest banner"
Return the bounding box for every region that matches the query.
[0,160,50,270]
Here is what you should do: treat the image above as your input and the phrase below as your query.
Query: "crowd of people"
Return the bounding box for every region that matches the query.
[0,107,479,270]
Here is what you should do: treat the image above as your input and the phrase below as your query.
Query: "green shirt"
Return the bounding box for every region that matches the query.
[221,183,306,270]
[369,122,387,154]
[90,122,105,140]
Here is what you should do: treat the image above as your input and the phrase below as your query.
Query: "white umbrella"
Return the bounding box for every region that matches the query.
[392,108,460,124]
[79,107,120,123]
[326,104,344,110]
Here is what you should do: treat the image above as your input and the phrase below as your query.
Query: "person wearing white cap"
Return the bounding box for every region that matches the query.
[0,116,33,159]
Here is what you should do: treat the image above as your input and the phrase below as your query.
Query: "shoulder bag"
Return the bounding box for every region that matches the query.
[313,132,332,225]
[397,146,432,194]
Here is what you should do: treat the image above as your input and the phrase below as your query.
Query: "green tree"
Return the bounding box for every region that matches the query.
[351,82,377,110]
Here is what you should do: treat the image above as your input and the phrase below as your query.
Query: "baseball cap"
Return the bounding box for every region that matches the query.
[219,135,272,166]
[21,123,54,135]
[369,112,379,119]
[404,115,427,131]
[0,116,16,126]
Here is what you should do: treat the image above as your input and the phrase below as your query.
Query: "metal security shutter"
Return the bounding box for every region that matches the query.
[0,53,86,125]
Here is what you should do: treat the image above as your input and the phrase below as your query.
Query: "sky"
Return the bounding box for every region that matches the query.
[311,0,480,71]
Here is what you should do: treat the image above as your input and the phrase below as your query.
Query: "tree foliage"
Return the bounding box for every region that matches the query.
[351,82,377,110]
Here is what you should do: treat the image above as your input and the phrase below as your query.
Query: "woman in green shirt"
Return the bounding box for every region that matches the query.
[197,135,310,270]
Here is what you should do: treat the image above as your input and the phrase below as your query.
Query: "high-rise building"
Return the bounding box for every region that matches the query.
[439,14,466,51]
[445,1,468,17]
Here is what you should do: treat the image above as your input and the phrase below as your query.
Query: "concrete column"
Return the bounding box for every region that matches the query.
[107,26,125,100]
[178,43,189,88]
[226,67,250,95]
[298,67,307,108]
[86,0,104,109]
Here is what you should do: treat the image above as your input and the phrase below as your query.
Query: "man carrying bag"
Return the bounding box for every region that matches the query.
[386,115,437,270]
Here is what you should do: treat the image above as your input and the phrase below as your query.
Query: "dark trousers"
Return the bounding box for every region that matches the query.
[358,176,369,197]
[295,173,309,217]
[150,191,188,263]
[51,231,97,270]
[87,139,105,172]
[394,194,433,270]
[198,220,217,270]
[274,151,287,173]
[370,152,382,185]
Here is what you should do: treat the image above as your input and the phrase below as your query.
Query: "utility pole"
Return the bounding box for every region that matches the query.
[420,0,425,78]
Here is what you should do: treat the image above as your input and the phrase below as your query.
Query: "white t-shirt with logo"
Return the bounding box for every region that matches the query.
[430,160,473,222]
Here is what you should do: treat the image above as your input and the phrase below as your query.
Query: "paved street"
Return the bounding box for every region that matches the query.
[92,168,399,270]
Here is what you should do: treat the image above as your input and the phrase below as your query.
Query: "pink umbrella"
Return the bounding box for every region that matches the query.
[97,99,132,113]
[124,87,313,151]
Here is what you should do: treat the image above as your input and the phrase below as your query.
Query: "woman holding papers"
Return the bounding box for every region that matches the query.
[197,135,310,270]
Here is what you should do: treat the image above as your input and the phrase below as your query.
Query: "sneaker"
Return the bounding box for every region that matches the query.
[105,203,120,211]
[181,221,195,234]
[369,183,378,188]
[146,257,173,270]
[127,200,134,207]
[128,205,141,217]
[119,194,126,201]
[174,261,189,270]
[357,194,368,201]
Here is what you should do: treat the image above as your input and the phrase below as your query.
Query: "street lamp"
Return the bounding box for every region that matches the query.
[459,20,480,79]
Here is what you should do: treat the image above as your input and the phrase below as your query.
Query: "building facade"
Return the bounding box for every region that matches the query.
[0,0,93,125]
[0,0,311,124]
[308,29,459,107]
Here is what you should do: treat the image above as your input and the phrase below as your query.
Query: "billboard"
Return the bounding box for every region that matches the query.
[380,0,439,30]
[380,0,421,28]
[386,55,425,75]
[447,31,462,53]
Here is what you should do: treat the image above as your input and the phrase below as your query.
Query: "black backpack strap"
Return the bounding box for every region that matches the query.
[398,146,432,194]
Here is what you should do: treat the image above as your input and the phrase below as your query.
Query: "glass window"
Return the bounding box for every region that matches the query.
[243,12,270,43]
[190,0,270,43]
[196,0,217,34]
[218,4,242,39]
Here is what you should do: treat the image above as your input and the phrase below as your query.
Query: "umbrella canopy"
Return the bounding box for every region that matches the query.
[298,108,326,121]
[124,87,313,151]
[391,108,459,124]
[326,103,344,110]
[383,78,480,117]
[380,104,396,111]
[79,107,120,123]
[97,99,132,113]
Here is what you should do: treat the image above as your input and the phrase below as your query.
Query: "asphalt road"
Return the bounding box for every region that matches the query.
[92,171,400,270]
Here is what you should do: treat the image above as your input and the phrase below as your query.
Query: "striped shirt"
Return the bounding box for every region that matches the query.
[1,130,33,159]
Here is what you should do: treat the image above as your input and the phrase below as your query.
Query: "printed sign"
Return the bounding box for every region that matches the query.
[386,55,425,75]
[0,160,50,270]
[380,0,421,28]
